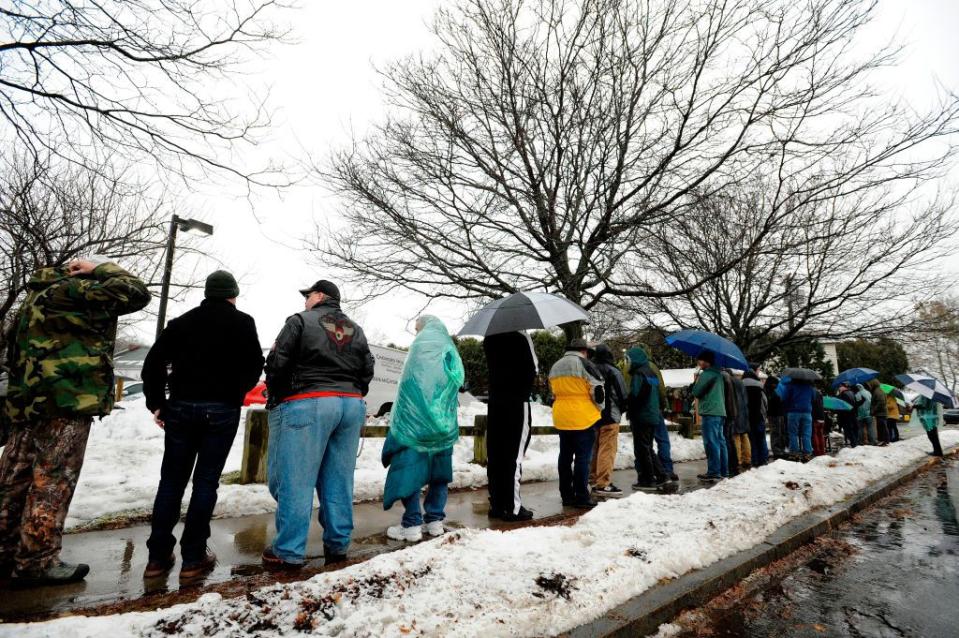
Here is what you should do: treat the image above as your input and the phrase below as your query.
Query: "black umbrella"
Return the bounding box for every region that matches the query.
[458,291,588,337]
[781,367,822,383]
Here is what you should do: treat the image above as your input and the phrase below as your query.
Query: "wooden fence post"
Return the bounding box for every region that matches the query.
[240,409,270,484]
[473,414,488,466]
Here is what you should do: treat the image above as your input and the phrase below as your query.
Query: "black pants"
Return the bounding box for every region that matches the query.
[558,428,596,504]
[724,419,740,473]
[928,427,944,456]
[841,419,859,448]
[485,400,532,515]
[887,418,900,442]
[876,417,890,444]
[147,400,240,563]
[631,420,665,485]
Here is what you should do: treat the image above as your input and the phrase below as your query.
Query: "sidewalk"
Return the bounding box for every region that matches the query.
[0,461,710,620]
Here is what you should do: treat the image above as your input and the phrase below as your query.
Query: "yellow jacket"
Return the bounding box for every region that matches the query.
[549,352,603,430]
[886,394,900,420]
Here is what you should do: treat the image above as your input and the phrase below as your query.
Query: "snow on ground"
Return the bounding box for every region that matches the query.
[63,397,704,529]
[11,430,956,638]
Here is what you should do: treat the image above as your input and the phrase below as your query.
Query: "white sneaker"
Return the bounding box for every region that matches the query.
[423,521,446,537]
[386,525,422,542]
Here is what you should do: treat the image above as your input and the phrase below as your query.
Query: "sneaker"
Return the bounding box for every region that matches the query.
[572,499,598,510]
[668,472,680,482]
[143,554,175,579]
[179,549,216,583]
[16,560,89,586]
[592,484,624,498]
[387,525,423,542]
[697,473,721,482]
[423,521,446,537]
[261,547,303,571]
[499,506,534,522]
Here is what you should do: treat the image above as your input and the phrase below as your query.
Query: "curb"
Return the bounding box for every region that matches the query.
[563,450,953,638]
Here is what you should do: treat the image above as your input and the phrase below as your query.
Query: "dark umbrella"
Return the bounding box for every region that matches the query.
[831,367,879,389]
[458,291,588,337]
[782,367,822,383]
[664,329,749,371]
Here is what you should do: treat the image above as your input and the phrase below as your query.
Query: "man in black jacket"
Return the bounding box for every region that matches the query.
[484,331,537,521]
[142,270,263,582]
[589,344,628,497]
[836,382,861,448]
[262,280,375,569]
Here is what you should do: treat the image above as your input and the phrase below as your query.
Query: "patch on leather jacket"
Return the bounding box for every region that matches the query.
[321,314,356,352]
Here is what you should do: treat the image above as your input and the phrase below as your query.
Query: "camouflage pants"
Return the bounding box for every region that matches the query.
[0,416,92,572]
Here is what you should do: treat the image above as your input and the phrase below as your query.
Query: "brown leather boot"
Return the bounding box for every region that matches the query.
[179,548,216,583]
[143,554,175,579]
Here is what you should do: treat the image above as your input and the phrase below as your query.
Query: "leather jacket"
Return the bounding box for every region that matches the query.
[265,299,375,408]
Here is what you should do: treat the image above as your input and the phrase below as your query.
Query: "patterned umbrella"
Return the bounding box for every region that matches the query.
[894,373,957,408]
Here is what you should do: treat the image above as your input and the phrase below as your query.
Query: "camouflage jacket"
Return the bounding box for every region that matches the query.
[4,263,151,424]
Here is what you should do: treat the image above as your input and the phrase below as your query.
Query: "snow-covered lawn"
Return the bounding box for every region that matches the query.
[10,430,955,638]
[62,397,704,529]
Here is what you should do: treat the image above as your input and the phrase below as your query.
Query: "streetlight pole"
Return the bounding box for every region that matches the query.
[155,215,214,340]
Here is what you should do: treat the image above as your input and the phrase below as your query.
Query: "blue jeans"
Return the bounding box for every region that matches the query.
[701,415,729,477]
[653,415,674,473]
[147,401,240,563]
[401,483,448,528]
[558,428,596,503]
[787,412,813,455]
[267,396,366,562]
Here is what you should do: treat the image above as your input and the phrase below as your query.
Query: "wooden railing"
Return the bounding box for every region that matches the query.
[239,409,695,484]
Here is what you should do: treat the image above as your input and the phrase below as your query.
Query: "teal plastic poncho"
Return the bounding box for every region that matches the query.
[389,316,465,453]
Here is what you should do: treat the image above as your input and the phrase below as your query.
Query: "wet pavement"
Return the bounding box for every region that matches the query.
[0,460,712,619]
[674,456,959,638]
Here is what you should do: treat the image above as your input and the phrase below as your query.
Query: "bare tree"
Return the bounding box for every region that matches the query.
[628,180,959,359]
[910,297,959,395]
[0,151,178,358]
[0,0,288,185]
[314,0,959,337]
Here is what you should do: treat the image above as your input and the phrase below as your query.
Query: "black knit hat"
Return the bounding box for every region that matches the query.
[298,279,341,301]
[205,270,239,300]
[696,349,715,365]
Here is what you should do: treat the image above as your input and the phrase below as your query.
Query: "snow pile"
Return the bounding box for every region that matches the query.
[14,431,956,638]
[64,397,704,529]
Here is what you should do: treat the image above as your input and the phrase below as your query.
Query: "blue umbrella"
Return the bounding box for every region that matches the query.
[895,373,957,408]
[664,330,749,371]
[831,367,879,389]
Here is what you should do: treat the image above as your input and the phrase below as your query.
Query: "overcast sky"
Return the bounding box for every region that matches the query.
[134,0,959,350]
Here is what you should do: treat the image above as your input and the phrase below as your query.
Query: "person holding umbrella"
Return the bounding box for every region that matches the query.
[549,339,605,508]
[742,365,769,467]
[690,351,728,481]
[914,395,945,456]
[836,382,861,448]
[483,331,538,521]
[461,291,589,521]
[867,380,889,446]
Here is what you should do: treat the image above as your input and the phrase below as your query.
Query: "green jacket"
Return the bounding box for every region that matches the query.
[691,367,726,417]
[4,263,150,424]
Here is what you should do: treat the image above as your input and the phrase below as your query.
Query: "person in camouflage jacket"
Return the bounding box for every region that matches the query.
[0,258,150,586]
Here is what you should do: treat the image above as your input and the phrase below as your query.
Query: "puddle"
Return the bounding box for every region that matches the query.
[674,458,959,637]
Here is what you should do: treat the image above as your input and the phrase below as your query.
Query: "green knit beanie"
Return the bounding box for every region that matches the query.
[205,270,239,300]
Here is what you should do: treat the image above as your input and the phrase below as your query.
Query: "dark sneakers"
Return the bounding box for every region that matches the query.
[143,554,175,579]
[179,548,216,583]
[571,500,598,510]
[16,561,90,586]
[697,473,721,483]
[323,546,348,566]
[490,506,534,522]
